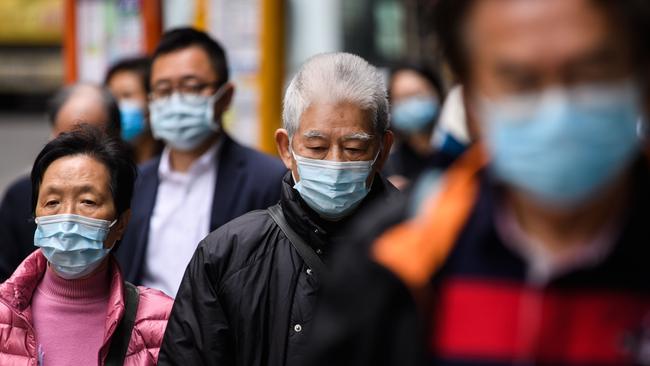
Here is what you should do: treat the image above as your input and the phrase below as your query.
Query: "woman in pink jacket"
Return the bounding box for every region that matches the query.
[0,125,173,365]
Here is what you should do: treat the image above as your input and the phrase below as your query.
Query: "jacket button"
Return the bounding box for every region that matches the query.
[294,324,302,333]
[306,268,313,276]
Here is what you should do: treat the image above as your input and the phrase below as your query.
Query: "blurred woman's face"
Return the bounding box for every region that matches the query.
[390,70,438,104]
[35,154,120,248]
[107,70,148,106]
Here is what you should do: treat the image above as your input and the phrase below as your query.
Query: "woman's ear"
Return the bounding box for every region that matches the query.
[105,209,131,250]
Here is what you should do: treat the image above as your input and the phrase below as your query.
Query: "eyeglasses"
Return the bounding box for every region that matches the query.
[150,80,221,104]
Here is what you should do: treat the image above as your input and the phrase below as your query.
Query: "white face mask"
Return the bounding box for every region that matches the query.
[149,86,227,151]
[292,150,380,220]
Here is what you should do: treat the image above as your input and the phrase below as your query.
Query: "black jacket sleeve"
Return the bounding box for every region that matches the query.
[158,241,235,366]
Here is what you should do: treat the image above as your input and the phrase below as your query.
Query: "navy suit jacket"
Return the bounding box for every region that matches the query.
[0,175,36,281]
[115,134,287,284]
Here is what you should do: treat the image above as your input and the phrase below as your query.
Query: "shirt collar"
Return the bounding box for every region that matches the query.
[158,137,222,181]
[495,201,620,285]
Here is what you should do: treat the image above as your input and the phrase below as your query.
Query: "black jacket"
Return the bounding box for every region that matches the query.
[158,171,399,366]
[306,156,650,366]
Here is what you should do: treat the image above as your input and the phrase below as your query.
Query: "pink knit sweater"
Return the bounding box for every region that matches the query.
[31,263,110,365]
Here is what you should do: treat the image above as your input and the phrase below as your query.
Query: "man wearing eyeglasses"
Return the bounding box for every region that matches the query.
[115,28,286,297]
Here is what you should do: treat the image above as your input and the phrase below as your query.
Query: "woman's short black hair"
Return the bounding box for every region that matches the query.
[30,124,137,217]
[152,27,230,86]
[104,56,152,94]
[388,63,445,101]
[432,0,650,82]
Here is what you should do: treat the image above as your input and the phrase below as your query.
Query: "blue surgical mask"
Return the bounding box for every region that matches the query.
[149,87,226,151]
[292,150,378,220]
[480,80,642,207]
[119,100,146,142]
[34,214,116,279]
[391,96,439,133]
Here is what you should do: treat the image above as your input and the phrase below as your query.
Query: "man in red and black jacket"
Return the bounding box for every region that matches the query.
[307,1,650,365]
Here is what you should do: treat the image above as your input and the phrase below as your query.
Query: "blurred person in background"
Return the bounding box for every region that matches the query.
[432,84,471,157]
[0,83,121,281]
[383,65,455,189]
[158,52,398,366]
[307,0,650,365]
[116,28,286,297]
[105,56,164,164]
[0,125,172,365]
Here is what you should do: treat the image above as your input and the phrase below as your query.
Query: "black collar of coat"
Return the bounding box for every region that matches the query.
[278,170,399,252]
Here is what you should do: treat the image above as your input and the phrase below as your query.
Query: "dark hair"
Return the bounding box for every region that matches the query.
[433,0,650,82]
[104,56,152,94]
[388,63,445,101]
[30,124,137,218]
[152,27,230,86]
[46,84,122,137]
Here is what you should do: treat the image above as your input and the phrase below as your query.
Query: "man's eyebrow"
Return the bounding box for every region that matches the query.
[342,132,374,142]
[303,130,327,139]
[152,75,201,88]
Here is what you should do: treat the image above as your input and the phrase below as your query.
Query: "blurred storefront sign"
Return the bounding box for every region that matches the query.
[0,0,64,101]
[0,0,63,45]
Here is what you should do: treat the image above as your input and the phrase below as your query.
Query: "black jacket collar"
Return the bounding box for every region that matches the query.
[279,171,398,252]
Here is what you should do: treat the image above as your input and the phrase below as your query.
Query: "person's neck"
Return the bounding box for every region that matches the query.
[133,133,159,164]
[506,171,633,255]
[406,132,434,156]
[169,132,220,173]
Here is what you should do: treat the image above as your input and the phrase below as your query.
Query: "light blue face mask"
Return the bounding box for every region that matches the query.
[480,79,642,207]
[149,86,226,151]
[292,150,379,220]
[34,214,116,279]
[391,96,439,133]
[119,100,146,142]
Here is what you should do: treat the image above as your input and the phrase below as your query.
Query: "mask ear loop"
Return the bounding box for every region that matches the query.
[209,83,231,132]
[288,137,300,184]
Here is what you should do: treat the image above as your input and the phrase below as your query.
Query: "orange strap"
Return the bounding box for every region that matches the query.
[372,145,488,288]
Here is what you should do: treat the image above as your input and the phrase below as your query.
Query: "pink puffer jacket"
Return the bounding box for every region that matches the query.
[0,250,173,366]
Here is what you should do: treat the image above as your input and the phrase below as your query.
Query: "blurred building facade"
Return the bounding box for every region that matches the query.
[0,0,443,192]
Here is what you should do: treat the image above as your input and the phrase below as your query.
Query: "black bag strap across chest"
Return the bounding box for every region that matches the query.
[104,281,139,366]
[267,204,328,278]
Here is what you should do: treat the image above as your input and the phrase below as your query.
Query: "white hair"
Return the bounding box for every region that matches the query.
[282,52,389,138]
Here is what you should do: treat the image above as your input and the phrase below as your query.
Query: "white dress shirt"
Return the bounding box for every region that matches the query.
[495,203,620,285]
[142,141,221,297]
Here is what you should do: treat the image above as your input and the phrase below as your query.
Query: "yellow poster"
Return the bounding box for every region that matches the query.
[0,0,63,45]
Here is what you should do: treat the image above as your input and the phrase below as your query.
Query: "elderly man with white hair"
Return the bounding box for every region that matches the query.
[158,52,397,366]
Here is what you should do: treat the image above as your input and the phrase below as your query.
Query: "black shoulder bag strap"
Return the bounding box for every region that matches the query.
[105,281,140,366]
[267,204,328,278]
